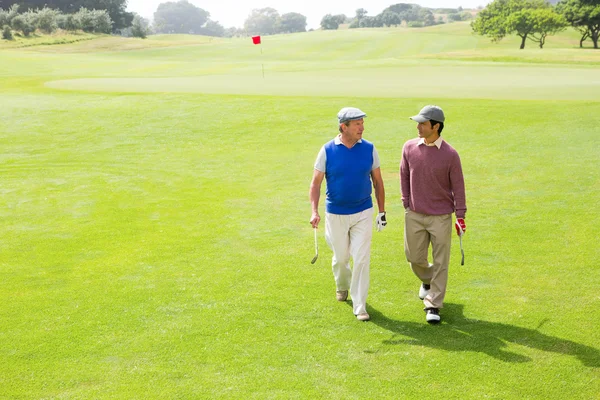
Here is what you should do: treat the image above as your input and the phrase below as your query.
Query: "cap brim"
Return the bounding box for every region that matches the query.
[410,115,428,123]
[339,115,366,123]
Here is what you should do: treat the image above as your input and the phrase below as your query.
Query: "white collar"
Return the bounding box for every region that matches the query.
[418,136,443,149]
[335,134,362,147]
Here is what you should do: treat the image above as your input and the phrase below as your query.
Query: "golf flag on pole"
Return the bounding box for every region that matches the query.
[252,35,261,45]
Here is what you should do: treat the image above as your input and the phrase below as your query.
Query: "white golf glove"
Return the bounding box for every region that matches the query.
[376,212,387,232]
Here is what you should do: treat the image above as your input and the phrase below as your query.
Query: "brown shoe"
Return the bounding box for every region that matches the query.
[336,290,348,301]
[356,313,370,321]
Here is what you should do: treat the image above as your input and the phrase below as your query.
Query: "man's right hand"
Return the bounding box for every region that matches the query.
[455,218,466,236]
[310,213,320,228]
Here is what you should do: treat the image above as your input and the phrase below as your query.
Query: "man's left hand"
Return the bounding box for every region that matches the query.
[376,212,387,232]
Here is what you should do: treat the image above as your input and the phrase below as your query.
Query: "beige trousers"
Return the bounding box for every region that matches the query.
[325,207,373,315]
[404,210,452,309]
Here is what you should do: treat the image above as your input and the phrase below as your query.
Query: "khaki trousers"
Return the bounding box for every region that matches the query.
[404,210,452,309]
[325,207,373,315]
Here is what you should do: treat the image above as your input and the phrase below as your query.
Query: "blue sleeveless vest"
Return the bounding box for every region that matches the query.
[324,139,373,215]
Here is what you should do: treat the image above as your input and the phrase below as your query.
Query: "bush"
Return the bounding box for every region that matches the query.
[131,15,148,38]
[407,21,424,28]
[2,25,13,40]
[34,7,59,33]
[11,14,35,36]
[64,14,80,31]
[0,4,20,27]
[91,9,112,33]
[0,10,8,28]
[74,8,112,33]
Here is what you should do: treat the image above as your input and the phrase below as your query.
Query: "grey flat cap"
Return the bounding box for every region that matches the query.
[338,107,367,124]
[410,105,445,123]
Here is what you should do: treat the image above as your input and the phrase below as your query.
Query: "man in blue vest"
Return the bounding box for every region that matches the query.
[309,107,387,321]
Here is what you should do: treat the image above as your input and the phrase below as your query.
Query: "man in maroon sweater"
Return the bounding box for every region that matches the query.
[400,105,467,324]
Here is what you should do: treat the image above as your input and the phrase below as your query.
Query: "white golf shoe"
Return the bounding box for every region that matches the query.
[336,290,348,301]
[419,283,431,300]
[425,308,441,324]
[356,313,370,321]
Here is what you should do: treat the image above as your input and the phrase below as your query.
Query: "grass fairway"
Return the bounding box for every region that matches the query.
[1,22,599,398]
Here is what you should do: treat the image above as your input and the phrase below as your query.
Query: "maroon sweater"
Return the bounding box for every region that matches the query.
[400,138,466,218]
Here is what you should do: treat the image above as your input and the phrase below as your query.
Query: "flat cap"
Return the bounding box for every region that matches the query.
[337,107,367,124]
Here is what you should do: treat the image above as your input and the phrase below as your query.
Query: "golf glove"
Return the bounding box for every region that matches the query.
[455,218,466,236]
[376,212,387,232]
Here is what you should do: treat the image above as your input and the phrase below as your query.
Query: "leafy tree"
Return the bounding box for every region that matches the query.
[448,12,464,21]
[419,8,435,26]
[131,14,149,38]
[63,14,80,31]
[381,10,401,27]
[2,24,12,39]
[0,4,19,27]
[384,3,422,23]
[472,0,565,48]
[244,7,279,35]
[356,8,368,20]
[11,12,34,36]
[320,13,345,30]
[557,0,600,48]
[507,7,567,48]
[349,8,368,28]
[276,12,306,33]
[224,26,244,38]
[201,19,224,36]
[33,7,60,33]
[154,0,210,34]
[74,7,112,33]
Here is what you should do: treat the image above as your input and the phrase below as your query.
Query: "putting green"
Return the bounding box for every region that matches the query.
[45,64,600,100]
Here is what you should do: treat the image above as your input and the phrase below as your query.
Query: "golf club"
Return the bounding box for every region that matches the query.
[459,233,465,266]
[310,227,318,264]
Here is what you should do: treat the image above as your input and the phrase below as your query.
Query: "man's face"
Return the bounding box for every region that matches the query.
[417,120,438,139]
[342,119,364,141]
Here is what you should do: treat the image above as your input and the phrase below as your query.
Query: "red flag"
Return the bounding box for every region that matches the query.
[252,35,261,45]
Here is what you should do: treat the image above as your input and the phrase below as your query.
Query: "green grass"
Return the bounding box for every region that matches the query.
[1,22,599,399]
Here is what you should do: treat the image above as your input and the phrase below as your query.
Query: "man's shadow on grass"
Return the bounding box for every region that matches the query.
[367,303,600,367]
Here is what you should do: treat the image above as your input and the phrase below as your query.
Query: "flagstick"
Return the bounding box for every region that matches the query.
[261,47,264,79]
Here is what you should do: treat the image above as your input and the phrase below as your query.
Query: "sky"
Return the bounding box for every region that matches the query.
[126,0,492,30]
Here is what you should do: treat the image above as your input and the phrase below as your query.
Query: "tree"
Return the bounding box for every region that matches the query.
[33,7,60,33]
[131,14,149,38]
[472,0,565,49]
[11,12,34,36]
[244,7,279,35]
[0,0,133,31]
[356,8,368,20]
[507,7,567,48]
[0,4,19,27]
[154,0,210,34]
[418,8,436,26]
[320,13,345,30]
[276,12,306,33]
[2,24,12,39]
[201,19,224,36]
[381,10,401,27]
[557,0,600,48]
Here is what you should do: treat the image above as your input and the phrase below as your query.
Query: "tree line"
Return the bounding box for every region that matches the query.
[0,0,132,31]
[1,4,114,39]
[472,0,600,49]
[2,0,598,49]
[320,4,473,30]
